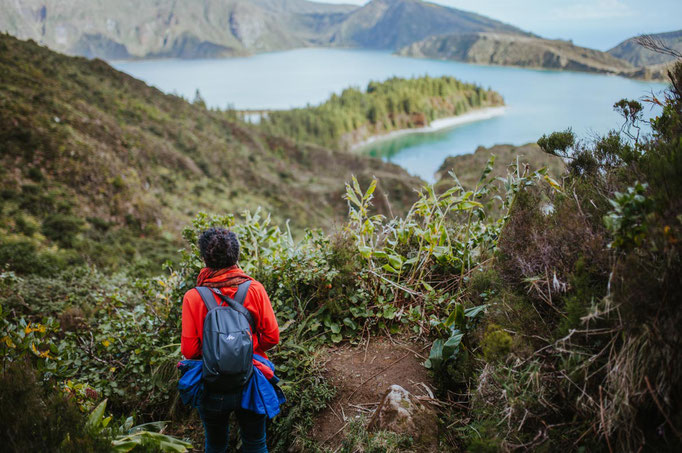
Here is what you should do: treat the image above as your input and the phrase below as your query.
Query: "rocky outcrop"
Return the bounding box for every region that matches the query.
[368,384,438,449]
[399,32,668,81]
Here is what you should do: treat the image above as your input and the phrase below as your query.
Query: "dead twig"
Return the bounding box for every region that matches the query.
[599,386,614,453]
[322,422,349,445]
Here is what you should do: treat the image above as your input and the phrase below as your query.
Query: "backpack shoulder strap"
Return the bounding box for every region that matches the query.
[208,286,256,333]
[233,280,252,305]
[196,286,219,311]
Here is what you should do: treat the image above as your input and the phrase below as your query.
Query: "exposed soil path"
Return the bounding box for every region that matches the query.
[311,335,436,449]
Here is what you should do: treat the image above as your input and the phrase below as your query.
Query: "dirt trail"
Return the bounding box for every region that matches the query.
[311,335,435,448]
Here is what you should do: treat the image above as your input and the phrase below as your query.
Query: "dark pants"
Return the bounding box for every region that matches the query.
[198,391,267,453]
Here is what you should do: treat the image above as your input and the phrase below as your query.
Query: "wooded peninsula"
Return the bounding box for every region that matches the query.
[260,76,504,150]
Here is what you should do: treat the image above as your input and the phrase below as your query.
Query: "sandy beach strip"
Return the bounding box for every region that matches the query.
[352,106,507,151]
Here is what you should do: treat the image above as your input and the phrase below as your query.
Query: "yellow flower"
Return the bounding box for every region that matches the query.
[102,339,111,348]
[30,342,52,359]
[110,367,116,373]
[1,336,15,348]
[24,323,46,334]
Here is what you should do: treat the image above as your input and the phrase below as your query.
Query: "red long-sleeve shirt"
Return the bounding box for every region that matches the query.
[181,271,279,360]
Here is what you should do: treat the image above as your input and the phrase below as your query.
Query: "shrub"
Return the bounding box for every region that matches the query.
[480,324,512,362]
[0,360,111,452]
[42,213,85,248]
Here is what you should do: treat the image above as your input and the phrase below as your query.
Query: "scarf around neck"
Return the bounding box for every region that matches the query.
[196,265,251,288]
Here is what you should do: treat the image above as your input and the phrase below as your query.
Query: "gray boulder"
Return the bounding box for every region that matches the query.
[368,384,439,449]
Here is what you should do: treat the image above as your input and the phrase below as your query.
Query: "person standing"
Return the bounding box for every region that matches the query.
[181,228,280,453]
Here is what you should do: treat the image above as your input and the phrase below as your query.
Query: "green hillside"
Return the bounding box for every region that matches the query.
[0,34,420,274]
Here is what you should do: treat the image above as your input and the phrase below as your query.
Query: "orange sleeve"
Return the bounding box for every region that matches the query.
[252,282,280,352]
[181,290,202,359]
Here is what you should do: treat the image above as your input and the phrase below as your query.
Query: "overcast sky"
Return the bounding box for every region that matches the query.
[318,0,682,50]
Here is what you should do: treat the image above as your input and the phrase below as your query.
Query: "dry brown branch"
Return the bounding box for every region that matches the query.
[636,35,682,60]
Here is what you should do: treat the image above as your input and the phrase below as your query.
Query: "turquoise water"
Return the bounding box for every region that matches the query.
[113,48,666,182]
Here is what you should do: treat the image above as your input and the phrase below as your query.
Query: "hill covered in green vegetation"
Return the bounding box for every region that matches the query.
[261,76,504,150]
[0,33,421,275]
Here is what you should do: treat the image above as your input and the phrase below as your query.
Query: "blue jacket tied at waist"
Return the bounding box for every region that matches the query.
[178,354,285,419]
[242,354,286,418]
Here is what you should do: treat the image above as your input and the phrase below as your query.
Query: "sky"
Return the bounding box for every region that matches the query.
[318,0,682,50]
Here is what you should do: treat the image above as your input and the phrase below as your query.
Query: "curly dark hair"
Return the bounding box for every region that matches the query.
[198,228,240,269]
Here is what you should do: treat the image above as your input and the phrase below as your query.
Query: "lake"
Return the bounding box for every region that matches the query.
[113,48,667,182]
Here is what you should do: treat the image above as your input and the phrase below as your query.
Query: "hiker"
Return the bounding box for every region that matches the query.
[181,227,280,453]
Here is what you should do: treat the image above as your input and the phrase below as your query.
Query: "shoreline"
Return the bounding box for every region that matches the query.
[351,106,507,151]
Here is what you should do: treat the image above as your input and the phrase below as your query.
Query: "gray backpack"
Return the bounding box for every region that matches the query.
[196,281,255,392]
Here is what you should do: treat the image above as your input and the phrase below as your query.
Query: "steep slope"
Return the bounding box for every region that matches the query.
[0,34,420,272]
[608,30,682,66]
[398,32,667,80]
[0,0,356,59]
[328,0,526,50]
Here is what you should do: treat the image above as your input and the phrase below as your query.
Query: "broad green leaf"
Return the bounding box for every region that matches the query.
[444,308,458,327]
[388,254,403,269]
[111,440,140,452]
[543,174,563,193]
[364,179,377,200]
[382,264,399,273]
[87,399,107,429]
[123,416,134,432]
[454,304,465,330]
[428,339,444,370]
[343,317,357,330]
[330,323,341,334]
[383,305,397,319]
[464,304,487,318]
[358,245,372,259]
[442,330,464,360]
[331,333,343,343]
[478,156,496,184]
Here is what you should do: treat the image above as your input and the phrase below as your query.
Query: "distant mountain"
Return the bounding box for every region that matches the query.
[0,0,356,59]
[608,30,682,66]
[398,32,668,80]
[0,0,526,59]
[327,0,527,50]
